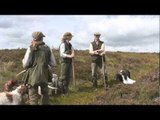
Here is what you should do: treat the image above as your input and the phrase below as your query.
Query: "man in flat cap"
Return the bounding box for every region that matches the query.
[89,32,108,90]
[22,31,56,105]
[59,32,74,94]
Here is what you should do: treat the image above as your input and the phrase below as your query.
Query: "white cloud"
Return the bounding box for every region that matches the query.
[87,15,159,52]
[0,15,159,52]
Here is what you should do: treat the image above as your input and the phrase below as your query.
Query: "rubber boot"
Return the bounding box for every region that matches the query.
[58,81,64,94]
[92,76,97,88]
[104,75,110,90]
[63,81,68,94]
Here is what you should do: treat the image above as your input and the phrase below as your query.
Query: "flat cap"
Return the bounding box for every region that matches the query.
[94,32,101,36]
[32,31,45,40]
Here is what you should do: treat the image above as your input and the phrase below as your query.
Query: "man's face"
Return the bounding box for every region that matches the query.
[94,35,100,41]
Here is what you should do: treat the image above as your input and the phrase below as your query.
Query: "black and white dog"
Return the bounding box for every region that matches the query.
[115,69,136,84]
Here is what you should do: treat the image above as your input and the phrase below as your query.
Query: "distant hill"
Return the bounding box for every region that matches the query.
[0,49,159,105]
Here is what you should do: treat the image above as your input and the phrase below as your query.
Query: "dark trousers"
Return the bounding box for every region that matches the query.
[91,62,108,87]
[59,62,72,93]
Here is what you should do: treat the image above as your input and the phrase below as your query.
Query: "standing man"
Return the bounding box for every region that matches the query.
[89,32,108,89]
[59,32,74,94]
[22,31,56,105]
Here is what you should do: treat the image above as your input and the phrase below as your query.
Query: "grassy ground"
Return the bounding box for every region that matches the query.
[0,49,159,105]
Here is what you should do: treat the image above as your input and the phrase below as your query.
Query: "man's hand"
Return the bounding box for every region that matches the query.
[96,49,103,53]
[99,53,104,56]
[93,50,99,54]
[93,49,103,55]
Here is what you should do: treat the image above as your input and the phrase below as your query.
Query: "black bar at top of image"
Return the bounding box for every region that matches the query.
[0,1,159,15]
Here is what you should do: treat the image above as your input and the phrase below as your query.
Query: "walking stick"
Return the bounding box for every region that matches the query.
[102,55,107,90]
[72,58,76,87]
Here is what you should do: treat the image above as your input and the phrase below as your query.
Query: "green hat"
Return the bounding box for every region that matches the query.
[32,31,45,40]
[94,32,101,36]
[63,32,73,37]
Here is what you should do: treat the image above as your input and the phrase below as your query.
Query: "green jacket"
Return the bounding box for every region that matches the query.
[23,44,52,86]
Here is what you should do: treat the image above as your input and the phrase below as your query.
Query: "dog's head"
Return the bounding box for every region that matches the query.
[16,85,28,95]
[52,74,58,83]
[120,70,125,75]
[119,69,130,80]
[4,80,18,91]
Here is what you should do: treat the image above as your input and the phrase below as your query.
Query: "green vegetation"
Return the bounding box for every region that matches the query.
[0,49,159,105]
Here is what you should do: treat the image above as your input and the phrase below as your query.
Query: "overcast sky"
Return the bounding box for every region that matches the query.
[0,15,159,52]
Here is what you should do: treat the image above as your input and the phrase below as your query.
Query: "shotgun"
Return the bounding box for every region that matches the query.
[16,70,26,77]
[72,58,76,87]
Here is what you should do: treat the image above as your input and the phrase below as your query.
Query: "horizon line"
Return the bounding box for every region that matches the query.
[0,48,159,53]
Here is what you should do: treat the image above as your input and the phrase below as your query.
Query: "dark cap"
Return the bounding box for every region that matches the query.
[32,31,45,40]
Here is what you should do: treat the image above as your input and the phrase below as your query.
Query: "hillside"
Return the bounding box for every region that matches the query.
[0,49,159,105]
